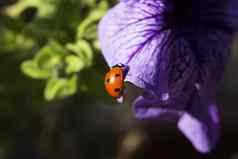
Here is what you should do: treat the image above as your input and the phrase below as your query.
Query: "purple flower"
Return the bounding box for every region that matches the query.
[98,0,238,153]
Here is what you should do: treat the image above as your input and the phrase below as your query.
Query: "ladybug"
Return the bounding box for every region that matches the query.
[104,64,128,98]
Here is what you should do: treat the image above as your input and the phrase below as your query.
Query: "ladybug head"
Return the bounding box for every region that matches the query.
[112,63,129,78]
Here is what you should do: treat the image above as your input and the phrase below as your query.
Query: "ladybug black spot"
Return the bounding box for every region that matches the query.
[106,78,110,83]
[114,88,121,92]
[115,74,120,77]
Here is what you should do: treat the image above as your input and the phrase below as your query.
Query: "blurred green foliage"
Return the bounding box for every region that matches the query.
[0,1,115,156]
[1,0,113,101]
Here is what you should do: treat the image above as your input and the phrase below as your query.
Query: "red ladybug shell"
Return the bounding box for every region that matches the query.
[104,66,125,98]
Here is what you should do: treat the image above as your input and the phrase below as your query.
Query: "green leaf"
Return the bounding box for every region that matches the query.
[44,75,78,101]
[82,24,97,40]
[35,41,65,70]
[21,60,50,79]
[92,40,100,50]
[7,0,57,18]
[66,40,93,66]
[65,55,84,74]
[77,1,108,38]
[21,41,66,80]
[79,0,97,7]
[59,75,78,97]
[76,40,93,63]
[44,77,66,101]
